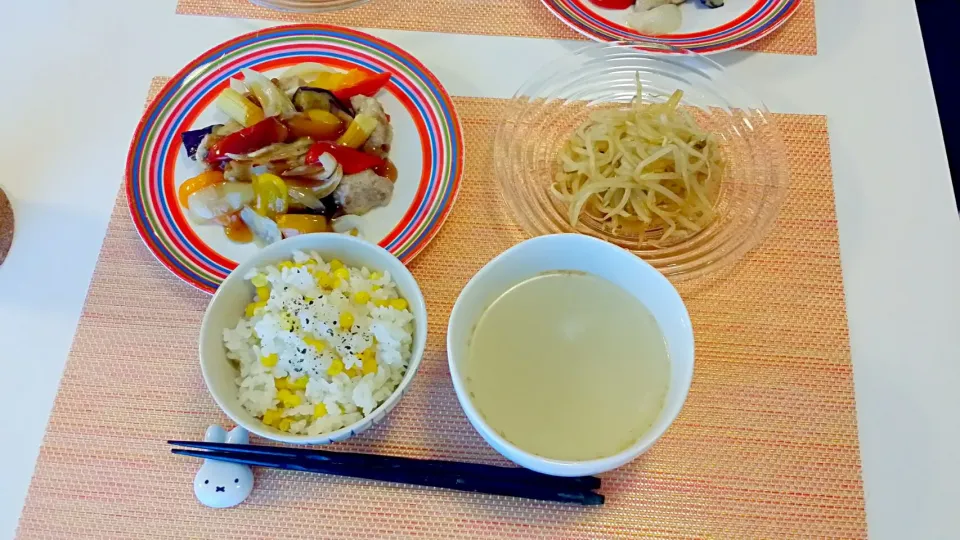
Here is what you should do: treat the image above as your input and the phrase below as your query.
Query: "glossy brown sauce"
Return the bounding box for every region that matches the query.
[221,213,253,243]
[374,159,398,182]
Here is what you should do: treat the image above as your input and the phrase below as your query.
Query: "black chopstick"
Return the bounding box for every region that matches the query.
[170,444,603,505]
[168,440,601,491]
[172,448,603,505]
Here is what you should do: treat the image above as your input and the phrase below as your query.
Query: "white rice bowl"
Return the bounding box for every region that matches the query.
[222,249,415,436]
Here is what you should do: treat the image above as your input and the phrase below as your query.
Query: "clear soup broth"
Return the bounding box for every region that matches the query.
[465,271,670,461]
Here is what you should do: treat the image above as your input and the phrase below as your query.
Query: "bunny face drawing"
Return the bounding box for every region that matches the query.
[193,425,254,508]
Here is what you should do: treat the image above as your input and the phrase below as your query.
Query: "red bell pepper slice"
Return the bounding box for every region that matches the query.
[333,72,392,101]
[205,117,289,162]
[306,142,385,175]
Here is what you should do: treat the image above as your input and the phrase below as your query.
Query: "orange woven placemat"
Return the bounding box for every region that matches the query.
[16,77,862,538]
[176,0,817,56]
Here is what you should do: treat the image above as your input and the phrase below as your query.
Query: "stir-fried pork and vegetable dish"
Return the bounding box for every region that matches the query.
[178,63,398,244]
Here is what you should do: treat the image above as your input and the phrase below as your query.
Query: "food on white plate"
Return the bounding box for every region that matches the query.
[178,64,399,245]
[223,251,414,435]
[334,170,395,215]
[628,2,683,34]
[589,0,724,35]
[552,76,724,246]
[465,271,670,461]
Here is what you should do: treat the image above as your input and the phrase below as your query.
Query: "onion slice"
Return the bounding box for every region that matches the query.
[240,68,297,119]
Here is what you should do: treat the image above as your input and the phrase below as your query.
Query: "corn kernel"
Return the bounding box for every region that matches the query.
[278,261,294,270]
[292,376,309,390]
[331,276,342,289]
[369,271,382,281]
[313,403,328,419]
[361,350,378,375]
[373,299,388,308]
[278,418,293,432]
[251,274,269,287]
[345,367,360,378]
[372,284,381,291]
[389,298,409,311]
[353,291,371,304]
[262,408,283,426]
[340,312,355,330]
[256,286,270,301]
[303,336,326,351]
[327,357,344,376]
[277,389,301,408]
[275,377,291,390]
[244,300,267,317]
[314,270,333,289]
[260,354,278,367]
[329,259,343,270]
[334,267,350,280]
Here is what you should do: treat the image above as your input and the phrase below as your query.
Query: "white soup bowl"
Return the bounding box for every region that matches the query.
[447,234,694,476]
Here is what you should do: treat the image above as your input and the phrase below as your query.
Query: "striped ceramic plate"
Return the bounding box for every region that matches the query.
[126,25,464,294]
[541,0,801,54]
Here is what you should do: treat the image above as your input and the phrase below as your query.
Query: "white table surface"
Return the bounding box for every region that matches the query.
[1,0,958,538]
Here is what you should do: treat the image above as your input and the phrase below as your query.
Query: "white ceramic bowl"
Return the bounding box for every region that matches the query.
[447,234,694,476]
[200,234,427,445]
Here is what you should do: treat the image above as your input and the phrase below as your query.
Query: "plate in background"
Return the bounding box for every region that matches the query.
[541,0,802,54]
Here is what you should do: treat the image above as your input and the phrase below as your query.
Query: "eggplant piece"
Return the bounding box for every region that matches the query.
[181,125,221,160]
[318,193,343,219]
[292,87,355,117]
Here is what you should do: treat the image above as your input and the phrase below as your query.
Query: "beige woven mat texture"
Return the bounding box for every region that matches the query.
[176,0,817,56]
[16,77,862,538]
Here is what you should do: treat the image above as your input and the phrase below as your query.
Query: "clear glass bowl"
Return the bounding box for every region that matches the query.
[493,42,789,281]
[248,0,370,12]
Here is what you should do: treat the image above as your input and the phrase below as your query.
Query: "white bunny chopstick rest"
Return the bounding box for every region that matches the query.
[193,425,254,508]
